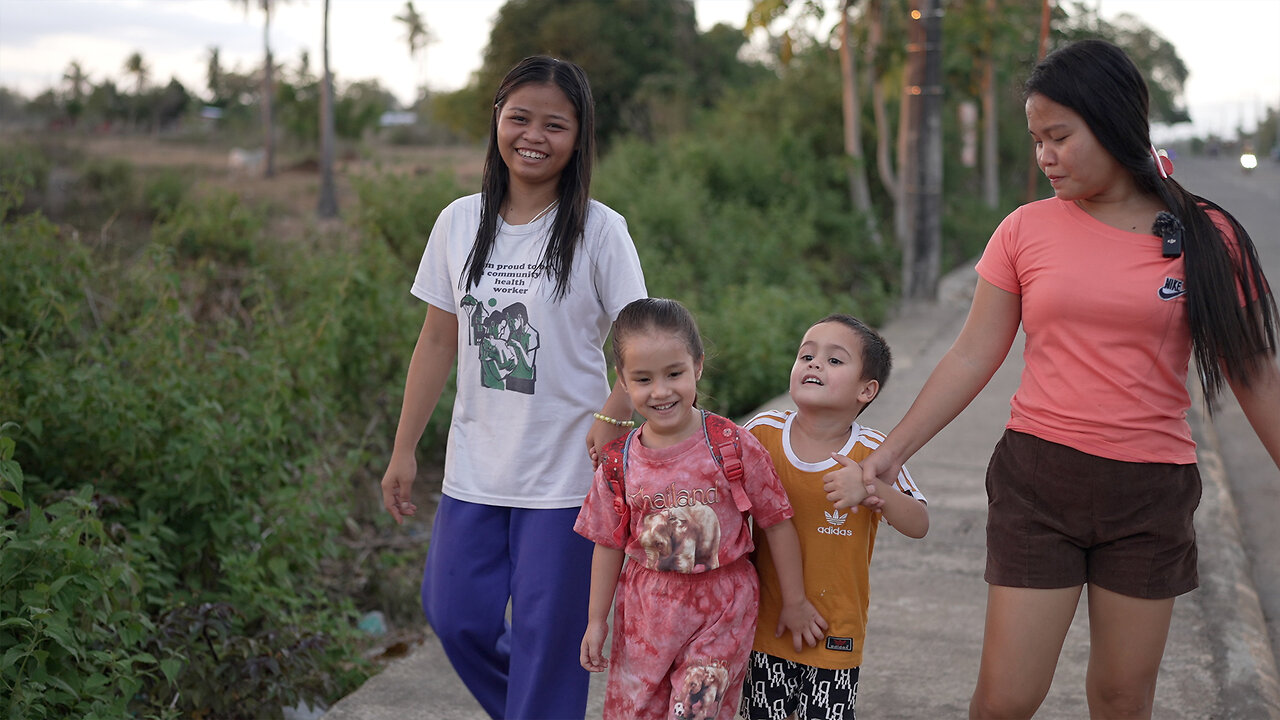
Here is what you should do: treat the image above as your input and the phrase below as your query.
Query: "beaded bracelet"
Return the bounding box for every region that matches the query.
[593,412,635,428]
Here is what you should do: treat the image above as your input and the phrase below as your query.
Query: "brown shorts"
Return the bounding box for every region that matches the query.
[984,430,1200,600]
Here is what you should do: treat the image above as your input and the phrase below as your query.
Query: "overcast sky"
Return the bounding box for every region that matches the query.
[1,0,1276,140]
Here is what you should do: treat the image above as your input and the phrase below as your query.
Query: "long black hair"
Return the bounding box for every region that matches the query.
[1026,39,1277,405]
[461,55,596,301]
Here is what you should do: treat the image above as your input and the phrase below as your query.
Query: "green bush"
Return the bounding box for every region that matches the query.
[151,187,262,265]
[595,66,895,416]
[140,168,190,222]
[351,169,467,269]
[1,427,176,720]
[0,140,51,220]
[1,183,380,718]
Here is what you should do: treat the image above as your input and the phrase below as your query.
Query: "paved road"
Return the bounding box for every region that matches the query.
[1174,151,1280,669]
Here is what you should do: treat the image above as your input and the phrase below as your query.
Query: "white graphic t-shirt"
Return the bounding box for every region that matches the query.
[412,194,646,508]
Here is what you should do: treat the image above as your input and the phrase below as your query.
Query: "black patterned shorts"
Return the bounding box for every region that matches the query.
[739,650,859,720]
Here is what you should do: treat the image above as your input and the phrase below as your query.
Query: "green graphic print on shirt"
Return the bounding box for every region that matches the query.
[461,295,539,395]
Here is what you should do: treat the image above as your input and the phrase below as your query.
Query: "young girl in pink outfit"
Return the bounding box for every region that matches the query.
[575,298,827,720]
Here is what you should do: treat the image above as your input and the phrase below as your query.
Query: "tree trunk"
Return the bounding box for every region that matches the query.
[1024,0,1053,203]
[981,0,999,209]
[839,1,880,245]
[317,0,338,218]
[261,1,276,179]
[867,0,897,199]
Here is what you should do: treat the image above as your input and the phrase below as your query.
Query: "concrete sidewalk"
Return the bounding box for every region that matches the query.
[323,265,1280,719]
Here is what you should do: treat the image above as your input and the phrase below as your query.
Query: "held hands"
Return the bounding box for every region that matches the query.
[380,452,418,525]
[586,417,629,469]
[580,620,610,672]
[823,454,881,511]
[776,598,830,653]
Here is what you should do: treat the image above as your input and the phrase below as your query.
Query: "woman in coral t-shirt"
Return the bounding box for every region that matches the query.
[850,40,1280,719]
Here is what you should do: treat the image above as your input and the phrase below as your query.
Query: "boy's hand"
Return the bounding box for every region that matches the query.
[776,599,829,653]
[580,620,610,672]
[824,454,876,511]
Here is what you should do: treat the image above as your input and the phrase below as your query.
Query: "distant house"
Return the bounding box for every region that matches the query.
[379,111,417,127]
[200,106,224,120]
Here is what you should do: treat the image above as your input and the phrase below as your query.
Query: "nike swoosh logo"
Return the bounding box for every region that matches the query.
[1158,286,1187,301]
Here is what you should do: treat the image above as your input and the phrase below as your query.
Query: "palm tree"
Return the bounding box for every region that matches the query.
[207,47,225,104]
[63,60,90,102]
[1024,0,1053,202]
[123,51,149,96]
[838,0,879,245]
[317,0,338,218]
[123,51,149,130]
[980,0,1000,209]
[232,0,283,178]
[394,1,430,100]
[63,60,90,125]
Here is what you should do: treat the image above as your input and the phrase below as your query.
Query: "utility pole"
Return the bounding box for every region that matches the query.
[901,0,944,302]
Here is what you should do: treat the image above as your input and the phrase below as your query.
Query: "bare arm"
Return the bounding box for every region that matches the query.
[761,519,829,652]
[580,545,625,672]
[586,378,634,468]
[380,306,459,524]
[1225,352,1280,469]
[861,279,1022,488]
[873,476,930,538]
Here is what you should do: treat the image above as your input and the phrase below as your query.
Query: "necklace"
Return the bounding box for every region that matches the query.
[505,199,558,226]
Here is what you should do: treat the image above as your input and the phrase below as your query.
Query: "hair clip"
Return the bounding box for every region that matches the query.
[1150,144,1174,179]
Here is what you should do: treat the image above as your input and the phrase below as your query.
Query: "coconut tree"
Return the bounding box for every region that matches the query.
[748,0,880,245]
[62,60,90,125]
[233,0,284,178]
[394,0,431,101]
[123,51,149,129]
[1024,0,1052,203]
[63,60,90,102]
[838,0,880,245]
[317,0,338,217]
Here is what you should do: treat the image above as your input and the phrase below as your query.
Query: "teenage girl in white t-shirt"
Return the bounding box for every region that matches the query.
[380,55,646,718]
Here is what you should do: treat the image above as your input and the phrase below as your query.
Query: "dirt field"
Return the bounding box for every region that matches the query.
[77,135,486,222]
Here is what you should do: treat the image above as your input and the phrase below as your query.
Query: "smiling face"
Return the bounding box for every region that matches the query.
[618,330,703,447]
[1026,92,1133,206]
[495,82,579,196]
[790,321,878,417]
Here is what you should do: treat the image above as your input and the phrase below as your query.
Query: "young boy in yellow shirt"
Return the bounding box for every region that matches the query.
[741,314,929,719]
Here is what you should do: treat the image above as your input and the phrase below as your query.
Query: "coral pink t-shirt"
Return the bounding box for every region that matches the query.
[976,197,1212,464]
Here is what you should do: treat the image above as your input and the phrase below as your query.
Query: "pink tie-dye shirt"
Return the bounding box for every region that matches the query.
[576,418,793,573]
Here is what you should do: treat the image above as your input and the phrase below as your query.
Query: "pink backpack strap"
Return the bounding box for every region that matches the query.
[601,431,635,546]
[702,411,751,513]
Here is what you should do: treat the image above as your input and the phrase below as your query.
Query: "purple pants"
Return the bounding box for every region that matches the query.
[422,495,594,719]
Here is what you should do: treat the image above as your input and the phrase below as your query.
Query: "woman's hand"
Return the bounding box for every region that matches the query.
[380,452,418,525]
[586,418,628,469]
[824,454,872,511]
